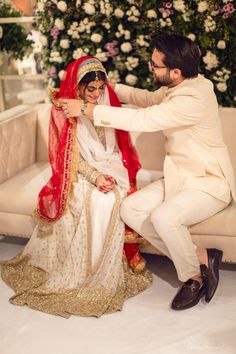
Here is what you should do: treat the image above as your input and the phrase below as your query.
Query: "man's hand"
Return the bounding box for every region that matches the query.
[61,99,96,120]
[96,175,116,193]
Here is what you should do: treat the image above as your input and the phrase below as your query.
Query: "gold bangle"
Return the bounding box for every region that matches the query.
[89,171,101,185]
[81,101,88,116]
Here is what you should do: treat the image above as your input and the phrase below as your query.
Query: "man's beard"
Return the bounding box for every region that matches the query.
[153,72,173,87]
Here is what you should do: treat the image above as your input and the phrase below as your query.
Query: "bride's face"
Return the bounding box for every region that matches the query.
[78,79,106,104]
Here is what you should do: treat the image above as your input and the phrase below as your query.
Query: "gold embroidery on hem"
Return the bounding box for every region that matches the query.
[1,255,152,318]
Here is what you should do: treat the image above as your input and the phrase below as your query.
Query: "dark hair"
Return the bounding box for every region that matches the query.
[79,71,107,88]
[151,33,201,78]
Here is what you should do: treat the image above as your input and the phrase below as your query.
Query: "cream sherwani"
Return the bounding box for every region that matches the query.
[93,75,236,281]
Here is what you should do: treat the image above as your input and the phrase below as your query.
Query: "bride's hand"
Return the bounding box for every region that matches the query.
[96,175,116,193]
[61,99,83,118]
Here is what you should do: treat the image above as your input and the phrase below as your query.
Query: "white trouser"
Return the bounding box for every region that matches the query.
[120,179,229,282]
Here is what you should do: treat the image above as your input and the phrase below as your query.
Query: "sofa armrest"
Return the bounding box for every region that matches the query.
[0,105,37,184]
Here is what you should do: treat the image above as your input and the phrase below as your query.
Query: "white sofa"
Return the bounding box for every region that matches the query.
[0,104,236,263]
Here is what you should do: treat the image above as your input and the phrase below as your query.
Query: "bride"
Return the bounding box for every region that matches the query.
[1,56,152,318]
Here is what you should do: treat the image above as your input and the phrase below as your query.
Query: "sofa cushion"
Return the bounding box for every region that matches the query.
[0,162,50,216]
[189,201,236,237]
[0,213,35,238]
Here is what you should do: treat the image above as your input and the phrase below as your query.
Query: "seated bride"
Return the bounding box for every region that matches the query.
[1,56,152,318]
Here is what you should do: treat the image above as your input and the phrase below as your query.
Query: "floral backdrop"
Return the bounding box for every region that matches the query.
[36,0,236,107]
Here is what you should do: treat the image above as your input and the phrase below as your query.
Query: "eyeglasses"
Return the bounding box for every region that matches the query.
[148,59,168,71]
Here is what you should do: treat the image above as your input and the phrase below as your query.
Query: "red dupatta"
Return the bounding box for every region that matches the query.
[37,56,145,271]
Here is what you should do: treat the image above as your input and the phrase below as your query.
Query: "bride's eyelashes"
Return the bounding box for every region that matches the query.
[86,84,106,93]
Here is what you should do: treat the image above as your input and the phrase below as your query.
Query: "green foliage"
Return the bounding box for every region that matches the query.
[0,0,33,60]
[36,0,236,106]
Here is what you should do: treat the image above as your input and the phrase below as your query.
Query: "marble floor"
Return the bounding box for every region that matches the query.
[0,236,236,354]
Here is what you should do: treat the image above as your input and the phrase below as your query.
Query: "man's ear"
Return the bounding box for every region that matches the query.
[171,68,182,80]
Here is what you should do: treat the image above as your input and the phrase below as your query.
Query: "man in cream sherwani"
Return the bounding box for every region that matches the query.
[62,34,236,310]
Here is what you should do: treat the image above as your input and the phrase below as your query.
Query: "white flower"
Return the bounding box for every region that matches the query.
[107,70,120,83]
[173,0,186,13]
[126,5,140,21]
[217,40,226,49]
[210,10,218,17]
[125,74,137,86]
[187,33,196,41]
[57,1,67,12]
[49,51,63,63]
[124,30,131,40]
[37,2,44,11]
[76,0,82,7]
[60,39,70,49]
[0,26,3,39]
[125,56,139,71]
[67,22,80,39]
[114,8,124,18]
[136,35,149,47]
[204,16,216,32]
[159,19,167,27]
[213,68,230,82]
[147,10,157,19]
[128,15,139,22]
[203,51,219,70]
[166,18,172,26]
[95,49,108,62]
[72,48,86,59]
[40,35,48,46]
[100,1,113,16]
[84,3,95,15]
[198,1,208,13]
[182,12,190,22]
[216,82,227,92]
[132,7,140,17]
[55,18,65,30]
[58,70,65,80]
[103,22,110,30]
[91,33,102,43]
[121,42,132,53]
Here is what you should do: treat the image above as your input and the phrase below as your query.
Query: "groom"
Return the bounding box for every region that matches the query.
[62,33,235,310]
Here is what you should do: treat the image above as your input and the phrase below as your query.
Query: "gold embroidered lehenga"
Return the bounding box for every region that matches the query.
[1,57,152,318]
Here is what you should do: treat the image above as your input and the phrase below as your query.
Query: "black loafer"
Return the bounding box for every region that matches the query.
[171,279,205,310]
[200,248,223,303]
